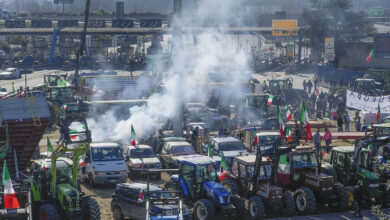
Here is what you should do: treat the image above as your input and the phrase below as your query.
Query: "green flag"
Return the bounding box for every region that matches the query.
[208,141,213,158]
[47,137,54,153]
[220,152,227,172]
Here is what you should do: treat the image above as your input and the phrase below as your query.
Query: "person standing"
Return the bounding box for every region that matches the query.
[294,120,301,146]
[324,128,332,153]
[344,112,350,132]
[355,116,361,131]
[353,180,363,217]
[313,129,322,158]
[303,80,307,92]
[337,115,344,132]
[307,80,313,94]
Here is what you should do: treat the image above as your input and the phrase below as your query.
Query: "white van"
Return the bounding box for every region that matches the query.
[84,142,128,186]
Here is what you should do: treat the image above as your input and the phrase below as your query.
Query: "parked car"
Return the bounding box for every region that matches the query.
[123,145,162,179]
[111,183,190,220]
[0,87,7,97]
[0,68,21,79]
[202,136,249,168]
[160,141,197,168]
[84,142,128,187]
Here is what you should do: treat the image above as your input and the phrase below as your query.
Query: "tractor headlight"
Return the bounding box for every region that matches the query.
[369,184,379,188]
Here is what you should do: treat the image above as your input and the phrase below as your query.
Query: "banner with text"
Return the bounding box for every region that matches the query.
[346,90,390,113]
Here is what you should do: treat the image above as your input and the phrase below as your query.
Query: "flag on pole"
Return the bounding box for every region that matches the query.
[208,141,213,158]
[286,128,292,142]
[285,106,292,120]
[267,95,274,106]
[277,106,285,140]
[220,152,227,172]
[252,126,258,147]
[276,154,291,184]
[376,103,381,120]
[366,49,374,62]
[131,124,137,146]
[47,136,54,153]
[78,156,85,166]
[300,101,312,140]
[2,161,20,209]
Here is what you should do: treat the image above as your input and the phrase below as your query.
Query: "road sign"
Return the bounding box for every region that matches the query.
[272,20,298,36]
[54,0,74,4]
[324,37,335,62]
[369,7,384,16]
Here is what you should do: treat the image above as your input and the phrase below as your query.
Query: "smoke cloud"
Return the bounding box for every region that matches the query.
[87,0,252,143]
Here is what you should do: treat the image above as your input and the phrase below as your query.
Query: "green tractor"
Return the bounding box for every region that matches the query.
[29,119,100,220]
[32,73,69,92]
[57,102,88,127]
[322,146,390,207]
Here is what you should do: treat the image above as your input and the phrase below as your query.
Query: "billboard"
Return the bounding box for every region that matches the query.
[324,37,335,62]
[272,20,298,36]
[53,0,74,4]
[374,34,390,58]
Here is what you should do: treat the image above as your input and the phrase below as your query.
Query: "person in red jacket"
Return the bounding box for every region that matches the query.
[324,128,332,153]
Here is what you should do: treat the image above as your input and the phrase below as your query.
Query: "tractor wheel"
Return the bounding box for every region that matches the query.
[231,195,245,218]
[194,199,215,220]
[112,207,124,220]
[281,191,296,216]
[334,184,349,211]
[39,203,59,220]
[248,196,264,219]
[83,197,100,220]
[220,178,240,195]
[294,187,317,214]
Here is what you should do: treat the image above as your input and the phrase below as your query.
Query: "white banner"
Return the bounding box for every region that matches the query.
[346,90,390,113]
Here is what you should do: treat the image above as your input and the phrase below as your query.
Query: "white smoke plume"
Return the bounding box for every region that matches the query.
[87,0,253,143]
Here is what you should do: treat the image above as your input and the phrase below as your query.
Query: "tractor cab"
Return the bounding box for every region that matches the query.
[324,146,385,202]
[268,78,292,93]
[245,93,270,115]
[57,102,87,127]
[44,73,68,87]
[354,78,375,93]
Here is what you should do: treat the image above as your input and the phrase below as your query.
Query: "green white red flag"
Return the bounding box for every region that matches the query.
[300,101,312,140]
[252,126,258,147]
[286,128,292,142]
[276,154,291,184]
[220,152,227,172]
[267,95,274,106]
[285,106,292,120]
[277,106,285,140]
[366,49,374,62]
[2,161,20,209]
[376,103,381,120]
[131,124,137,146]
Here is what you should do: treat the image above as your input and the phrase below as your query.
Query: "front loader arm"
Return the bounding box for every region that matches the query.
[69,143,90,188]
[51,143,69,197]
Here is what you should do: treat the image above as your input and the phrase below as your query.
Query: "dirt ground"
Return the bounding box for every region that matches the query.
[37,119,358,220]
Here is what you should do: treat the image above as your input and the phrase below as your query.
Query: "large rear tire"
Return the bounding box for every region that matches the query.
[248,196,264,219]
[220,178,240,195]
[231,195,245,218]
[294,187,317,214]
[334,184,349,211]
[194,199,215,220]
[83,197,101,220]
[39,203,59,220]
[281,191,296,216]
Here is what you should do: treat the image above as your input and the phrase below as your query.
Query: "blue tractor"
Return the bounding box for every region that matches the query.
[165,154,244,220]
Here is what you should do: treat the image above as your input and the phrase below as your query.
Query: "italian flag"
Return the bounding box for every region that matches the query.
[131,124,137,146]
[285,106,292,120]
[300,101,312,140]
[376,103,381,120]
[78,155,85,166]
[277,154,291,185]
[366,49,374,62]
[2,161,20,209]
[277,106,285,140]
[267,95,274,106]
[286,128,292,142]
[252,126,258,147]
[208,141,213,158]
[220,152,227,172]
